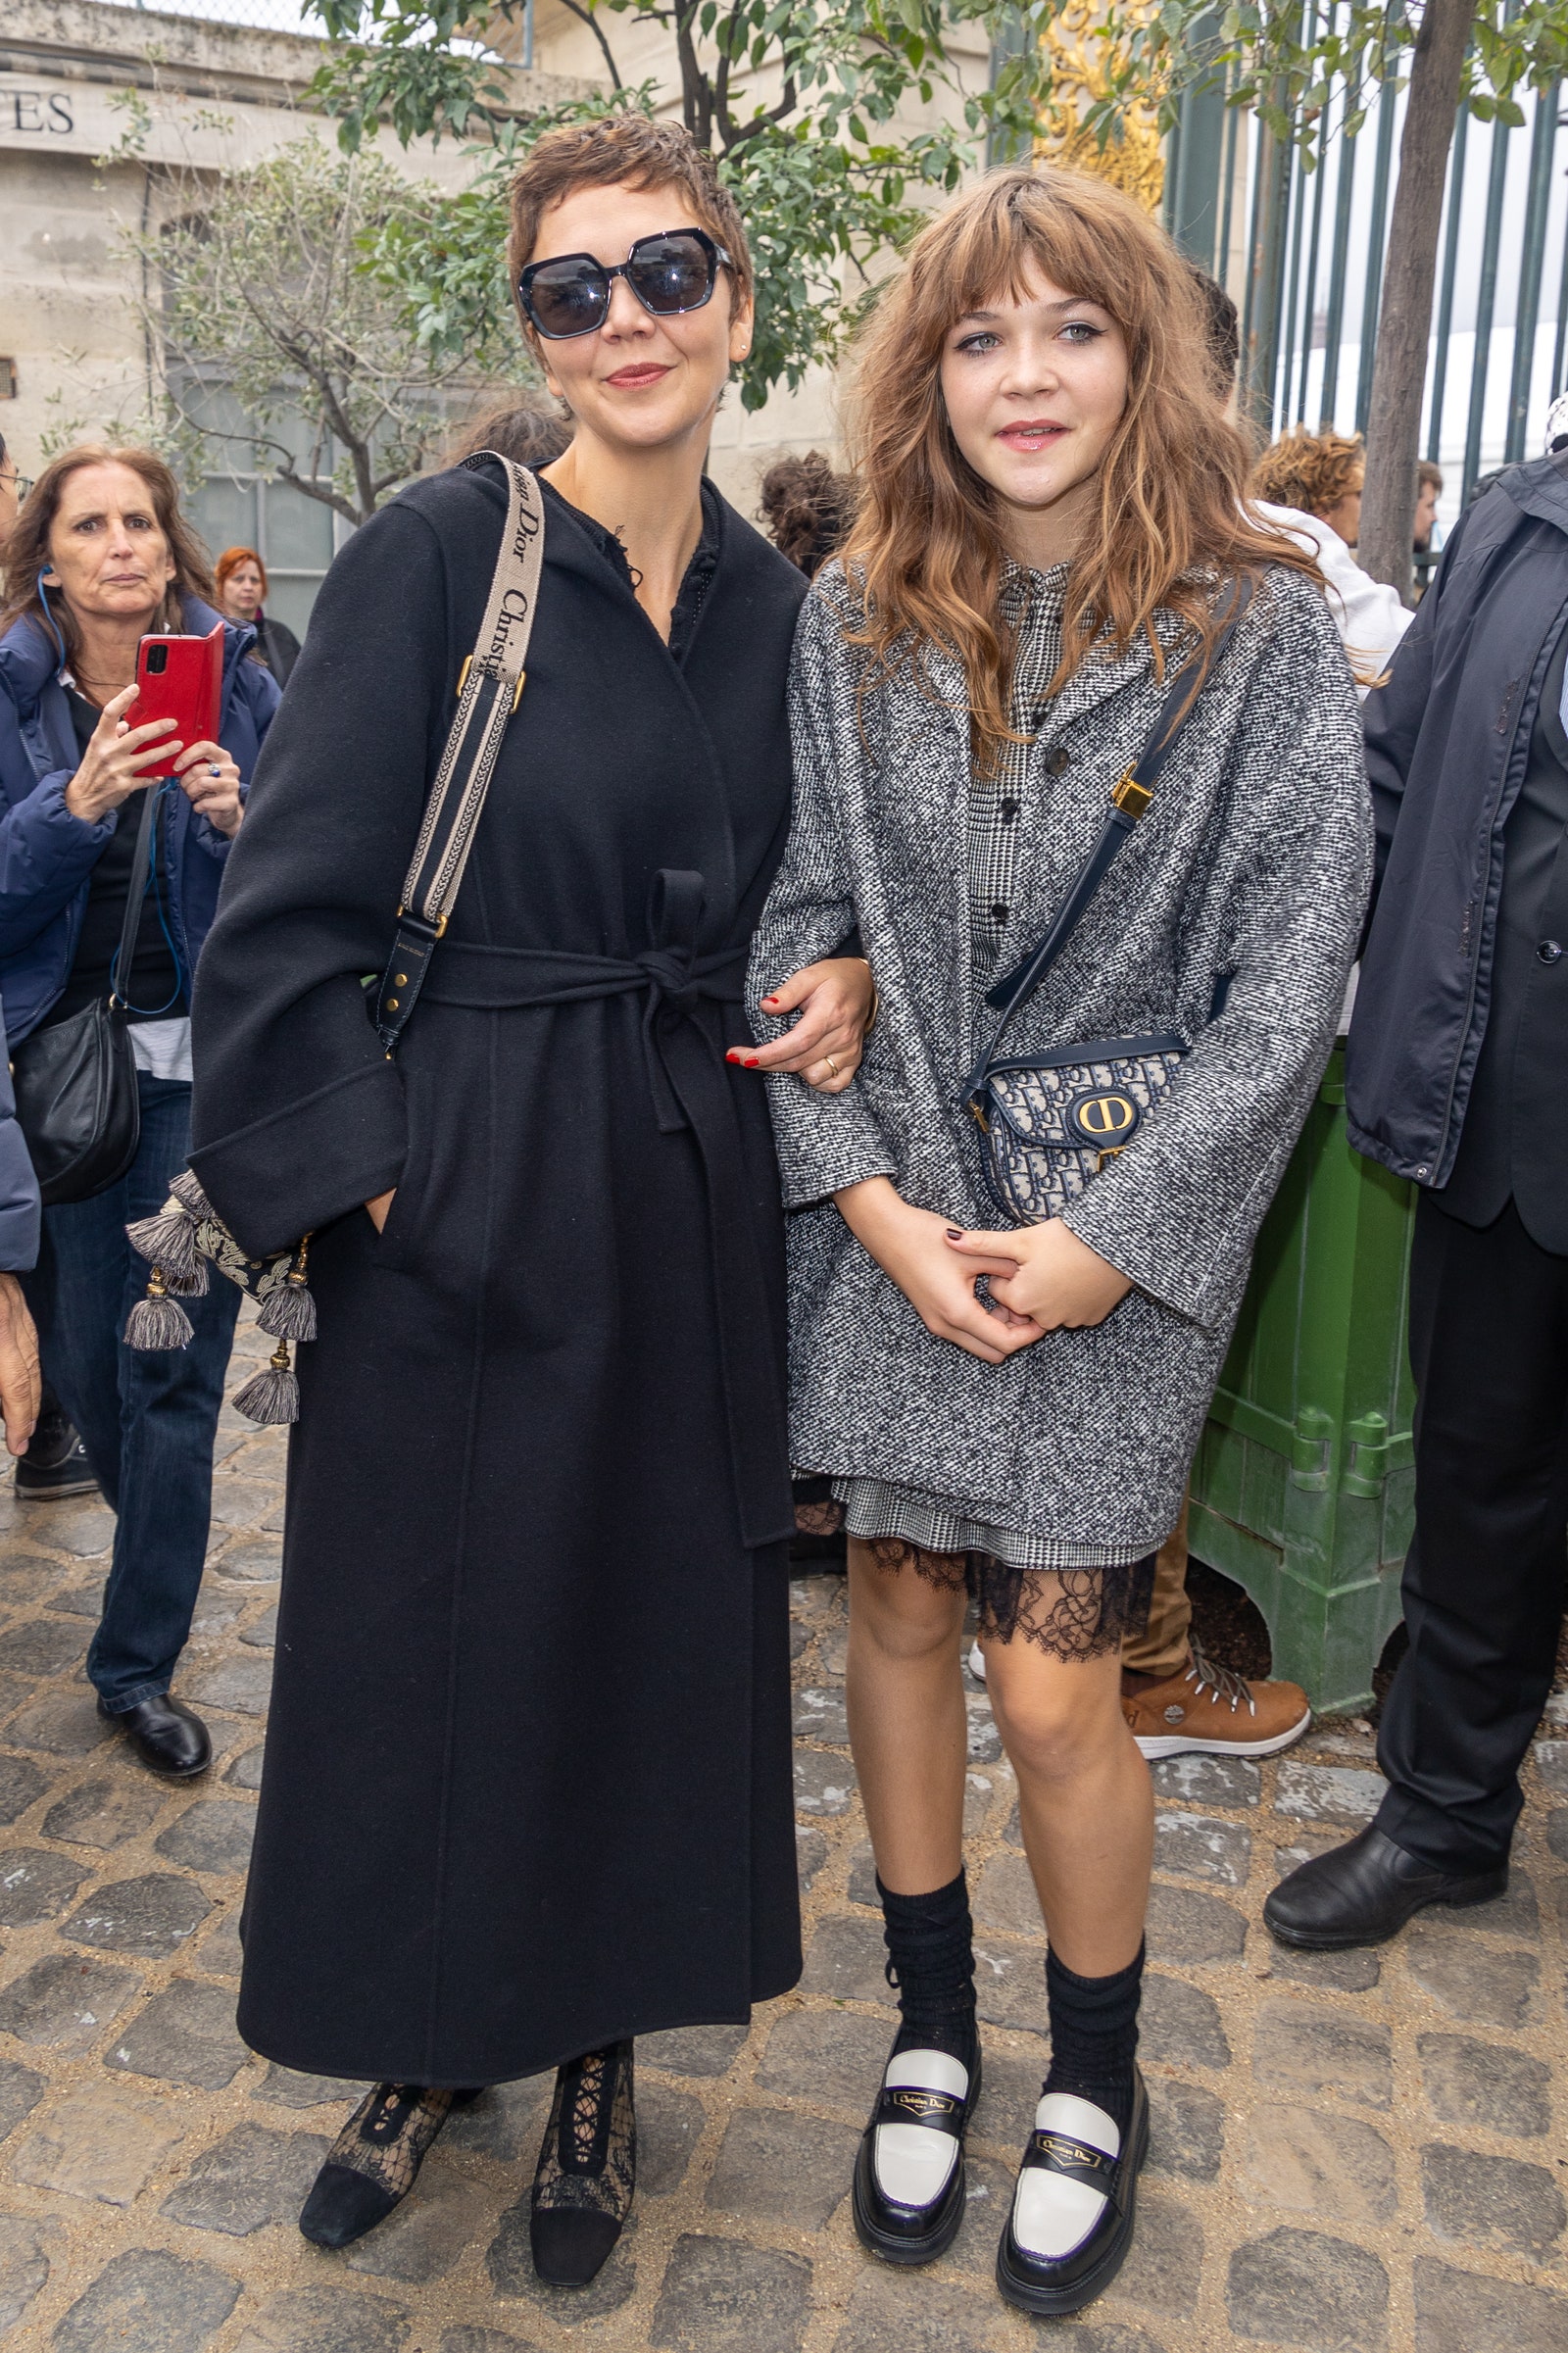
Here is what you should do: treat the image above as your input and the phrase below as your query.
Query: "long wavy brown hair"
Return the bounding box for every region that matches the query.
[0,445,215,675]
[839,168,1319,770]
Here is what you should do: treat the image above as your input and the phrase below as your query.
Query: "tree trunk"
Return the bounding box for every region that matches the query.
[1358,0,1477,600]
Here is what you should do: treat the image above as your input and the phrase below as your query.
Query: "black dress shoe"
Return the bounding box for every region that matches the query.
[97,1694,211,1780]
[997,2071,1148,2317]
[852,2040,981,2265]
[1264,1824,1509,1950]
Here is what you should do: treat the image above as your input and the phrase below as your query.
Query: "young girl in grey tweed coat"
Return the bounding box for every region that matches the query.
[745,168,1371,2317]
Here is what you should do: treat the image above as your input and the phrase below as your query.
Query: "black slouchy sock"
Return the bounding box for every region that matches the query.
[1042,1941,1144,2140]
[877,1869,980,2079]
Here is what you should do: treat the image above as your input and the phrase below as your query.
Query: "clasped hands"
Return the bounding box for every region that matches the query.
[835,1177,1132,1366]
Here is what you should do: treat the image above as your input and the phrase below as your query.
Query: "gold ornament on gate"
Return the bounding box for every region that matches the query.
[1034,0,1167,215]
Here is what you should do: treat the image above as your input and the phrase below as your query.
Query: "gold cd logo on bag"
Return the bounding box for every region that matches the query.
[1076,1094,1134,1137]
[1065,1089,1140,1146]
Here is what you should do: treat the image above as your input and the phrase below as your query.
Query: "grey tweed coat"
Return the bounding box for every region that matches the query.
[748,563,1373,1559]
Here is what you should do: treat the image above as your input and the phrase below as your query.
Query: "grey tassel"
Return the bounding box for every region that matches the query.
[124,1268,194,1351]
[256,1244,317,1344]
[170,1168,216,1220]
[165,1257,211,1299]
[232,1340,299,1425]
[125,1202,200,1283]
[257,1280,315,1343]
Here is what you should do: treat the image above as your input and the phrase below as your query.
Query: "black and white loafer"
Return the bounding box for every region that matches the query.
[851,2043,981,2265]
[996,2071,1149,2316]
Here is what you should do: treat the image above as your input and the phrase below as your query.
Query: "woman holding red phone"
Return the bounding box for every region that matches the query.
[0,444,278,1779]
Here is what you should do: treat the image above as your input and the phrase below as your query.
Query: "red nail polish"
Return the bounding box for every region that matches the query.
[762,995,779,1006]
[744,1056,760,1068]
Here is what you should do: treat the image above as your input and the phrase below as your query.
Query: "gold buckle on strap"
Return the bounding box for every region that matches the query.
[1110,771,1152,818]
[457,655,525,713]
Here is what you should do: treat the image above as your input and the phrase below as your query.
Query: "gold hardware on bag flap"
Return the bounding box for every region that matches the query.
[1110,771,1152,818]
[457,655,525,712]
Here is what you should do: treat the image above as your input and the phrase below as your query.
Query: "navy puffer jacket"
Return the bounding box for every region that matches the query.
[0,595,279,1046]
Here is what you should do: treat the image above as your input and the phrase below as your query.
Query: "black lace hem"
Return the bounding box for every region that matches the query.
[849,1534,1155,1664]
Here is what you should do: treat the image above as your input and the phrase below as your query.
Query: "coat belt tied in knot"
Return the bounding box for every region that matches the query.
[418,869,791,1548]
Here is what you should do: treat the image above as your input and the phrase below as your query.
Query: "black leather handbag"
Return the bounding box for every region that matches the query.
[11,782,160,1207]
[961,586,1251,1226]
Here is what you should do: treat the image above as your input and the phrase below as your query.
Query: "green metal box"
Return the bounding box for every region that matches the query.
[1188,1048,1414,1712]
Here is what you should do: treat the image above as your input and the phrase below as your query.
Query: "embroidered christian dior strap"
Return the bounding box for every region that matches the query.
[1024,2129,1119,2190]
[874,2085,965,2136]
[377,452,545,1052]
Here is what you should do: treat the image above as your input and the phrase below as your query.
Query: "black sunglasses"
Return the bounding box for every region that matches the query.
[518,227,732,341]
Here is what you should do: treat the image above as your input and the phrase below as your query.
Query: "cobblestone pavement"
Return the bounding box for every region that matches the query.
[0,1313,1562,2350]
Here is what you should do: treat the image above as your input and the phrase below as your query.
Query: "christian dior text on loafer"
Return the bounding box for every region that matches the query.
[996,2072,1149,2317]
[852,2045,981,2265]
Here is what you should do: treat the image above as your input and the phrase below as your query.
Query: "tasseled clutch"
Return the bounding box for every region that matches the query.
[124,1169,316,1425]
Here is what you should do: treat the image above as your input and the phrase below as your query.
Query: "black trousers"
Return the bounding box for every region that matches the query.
[1376,1193,1568,1872]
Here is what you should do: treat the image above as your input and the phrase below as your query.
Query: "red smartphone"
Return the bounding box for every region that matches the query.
[132,620,223,779]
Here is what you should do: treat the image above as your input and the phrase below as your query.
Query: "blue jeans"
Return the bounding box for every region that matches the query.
[24,1073,240,1711]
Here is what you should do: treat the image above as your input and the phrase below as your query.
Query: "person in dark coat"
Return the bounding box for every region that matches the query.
[0,445,276,1780]
[1267,449,1568,1949]
[215,548,301,687]
[188,115,874,2284]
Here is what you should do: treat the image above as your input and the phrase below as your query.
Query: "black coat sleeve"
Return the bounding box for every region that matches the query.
[190,498,456,1255]
[1360,514,1468,915]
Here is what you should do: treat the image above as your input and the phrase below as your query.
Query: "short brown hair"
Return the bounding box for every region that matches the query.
[0,444,215,672]
[1251,428,1365,522]
[444,402,572,469]
[1416,458,1444,494]
[216,544,267,599]
[507,115,752,345]
[759,452,857,578]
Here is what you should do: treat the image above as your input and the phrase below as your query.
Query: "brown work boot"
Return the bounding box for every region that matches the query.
[1121,1642,1310,1760]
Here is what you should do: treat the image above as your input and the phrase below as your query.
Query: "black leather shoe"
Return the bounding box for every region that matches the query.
[852,2040,981,2265]
[997,2071,1148,2317]
[1264,1824,1509,1950]
[97,1694,211,1780]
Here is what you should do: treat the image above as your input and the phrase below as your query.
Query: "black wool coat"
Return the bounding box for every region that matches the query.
[189,465,808,2084]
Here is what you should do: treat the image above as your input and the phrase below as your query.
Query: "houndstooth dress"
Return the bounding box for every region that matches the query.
[751,560,1372,1656]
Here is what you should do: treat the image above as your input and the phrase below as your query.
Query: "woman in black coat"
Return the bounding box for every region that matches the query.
[188,117,871,2283]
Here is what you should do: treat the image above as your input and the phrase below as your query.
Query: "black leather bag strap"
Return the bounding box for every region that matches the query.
[108,782,162,1014]
[375,452,546,1053]
[960,580,1253,1107]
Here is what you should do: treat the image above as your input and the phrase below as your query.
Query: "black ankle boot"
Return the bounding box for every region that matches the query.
[299,2083,458,2248]
[852,1871,982,2266]
[530,2041,635,2287]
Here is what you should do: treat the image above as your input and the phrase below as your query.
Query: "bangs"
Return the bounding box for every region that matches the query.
[922,179,1144,350]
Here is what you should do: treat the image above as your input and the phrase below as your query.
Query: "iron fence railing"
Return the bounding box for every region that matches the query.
[1165,24,1568,512]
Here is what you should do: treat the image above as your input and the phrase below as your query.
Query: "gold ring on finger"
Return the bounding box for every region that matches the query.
[824,1055,840,1080]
